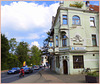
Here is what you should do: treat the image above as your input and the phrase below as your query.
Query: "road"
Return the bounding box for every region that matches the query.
[1,69,40,83]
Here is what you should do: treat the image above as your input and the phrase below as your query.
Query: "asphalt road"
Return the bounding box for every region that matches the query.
[1,69,41,83]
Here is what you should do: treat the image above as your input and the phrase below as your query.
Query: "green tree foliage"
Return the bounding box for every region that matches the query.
[15,41,29,65]
[7,54,21,69]
[9,38,17,54]
[1,34,10,70]
[31,45,41,65]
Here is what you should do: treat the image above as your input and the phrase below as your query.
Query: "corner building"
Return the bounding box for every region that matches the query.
[50,1,99,74]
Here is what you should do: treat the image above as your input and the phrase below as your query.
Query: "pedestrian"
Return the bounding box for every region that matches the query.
[44,65,46,69]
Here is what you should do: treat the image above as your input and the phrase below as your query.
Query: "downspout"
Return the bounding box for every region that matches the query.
[67,9,70,75]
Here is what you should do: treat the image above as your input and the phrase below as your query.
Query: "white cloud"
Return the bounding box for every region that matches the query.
[1,1,59,32]
[1,1,59,47]
[29,41,40,48]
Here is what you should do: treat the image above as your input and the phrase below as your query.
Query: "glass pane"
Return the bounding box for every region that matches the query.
[62,35,67,38]
[56,36,58,39]
[76,20,80,25]
[73,16,80,19]
[56,40,58,46]
[63,19,67,24]
[73,20,75,24]
[90,17,94,20]
[90,21,94,26]
[92,35,96,38]
[92,39,97,46]
[63,15,67,18]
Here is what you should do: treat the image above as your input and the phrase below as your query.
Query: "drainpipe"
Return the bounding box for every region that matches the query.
[67,9,70,75]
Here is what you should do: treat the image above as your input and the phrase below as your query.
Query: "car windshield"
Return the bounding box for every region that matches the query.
[12,68,17,70]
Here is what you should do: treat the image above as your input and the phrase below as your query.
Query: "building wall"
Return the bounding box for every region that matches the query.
[51,1,99,75]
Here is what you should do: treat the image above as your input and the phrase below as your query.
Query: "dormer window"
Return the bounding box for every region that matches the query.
[72,15,80,25]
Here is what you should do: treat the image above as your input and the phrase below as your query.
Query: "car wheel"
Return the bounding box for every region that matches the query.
[14,71,17,74]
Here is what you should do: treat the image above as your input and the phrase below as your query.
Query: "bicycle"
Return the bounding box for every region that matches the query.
[81,68,91,74]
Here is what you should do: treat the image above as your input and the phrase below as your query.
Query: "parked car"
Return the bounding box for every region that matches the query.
[7,67,20,74]
[21,67,33,74]
[33,65,40,70]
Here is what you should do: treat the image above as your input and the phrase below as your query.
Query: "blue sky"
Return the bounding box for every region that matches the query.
[1,1,99,48]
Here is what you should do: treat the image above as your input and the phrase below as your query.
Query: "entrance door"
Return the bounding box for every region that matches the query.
[63,60,68,74]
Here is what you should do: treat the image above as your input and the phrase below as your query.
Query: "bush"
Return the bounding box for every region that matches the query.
[87,71,99,77]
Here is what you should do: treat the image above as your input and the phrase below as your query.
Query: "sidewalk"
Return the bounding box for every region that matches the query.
[39,69,63,83]
[40,68,86,83]
[12,68,86,83]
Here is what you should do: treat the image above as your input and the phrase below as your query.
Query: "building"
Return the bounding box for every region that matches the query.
[49,1,99,75]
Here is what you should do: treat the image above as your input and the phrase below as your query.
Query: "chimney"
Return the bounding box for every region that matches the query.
[86,1,90,7]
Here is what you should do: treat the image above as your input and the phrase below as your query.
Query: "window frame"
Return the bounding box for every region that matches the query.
[72,15,80,25]
[92,34,97,46]
[73,55,84,69]
[56,35,58,47]
[90,17,95,27]
[62,15,68,25]
[62,35,67,47]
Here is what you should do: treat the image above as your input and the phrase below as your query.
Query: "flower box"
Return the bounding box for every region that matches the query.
[85,75,99,83]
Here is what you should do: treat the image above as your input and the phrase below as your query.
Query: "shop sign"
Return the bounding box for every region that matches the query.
[71,47,86,50]
[59,48,69,51]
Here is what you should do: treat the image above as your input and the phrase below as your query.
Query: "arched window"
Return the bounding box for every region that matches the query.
[72,16,80,25]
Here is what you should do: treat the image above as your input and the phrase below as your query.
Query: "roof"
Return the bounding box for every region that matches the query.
[89,5,99,12]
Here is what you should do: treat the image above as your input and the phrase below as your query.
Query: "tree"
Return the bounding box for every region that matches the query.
[15,41,29,65]
[31,45,41,65]
[9,38,17,54]
[42,31,50,55]
[1,34,10,70]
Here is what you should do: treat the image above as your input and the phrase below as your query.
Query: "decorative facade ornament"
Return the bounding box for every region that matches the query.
[71,35,84,42]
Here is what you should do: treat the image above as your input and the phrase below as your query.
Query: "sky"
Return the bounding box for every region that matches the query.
[1,1,99,49]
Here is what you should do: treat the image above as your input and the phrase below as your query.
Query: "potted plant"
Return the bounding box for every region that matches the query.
[85,71,99,83]
[70,2,84,8]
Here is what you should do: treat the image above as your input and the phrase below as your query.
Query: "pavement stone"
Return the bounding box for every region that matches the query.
[40,68,86,83]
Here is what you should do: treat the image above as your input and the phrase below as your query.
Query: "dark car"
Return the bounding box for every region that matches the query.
[22,67,33,74]
[7,67,20,74]
[33,65,39,70]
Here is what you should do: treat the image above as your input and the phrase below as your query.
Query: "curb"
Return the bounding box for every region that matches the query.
[1,70,8,73]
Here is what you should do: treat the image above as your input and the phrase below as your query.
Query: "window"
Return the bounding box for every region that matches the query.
[63,15,68,24]
[90,17,95,27]
[92,35,97,46]
[73,56,84,69]
[62,35,67,47]
[56,36,58,47]
[72,16,80,25]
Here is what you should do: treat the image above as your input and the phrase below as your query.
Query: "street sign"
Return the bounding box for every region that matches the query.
[49,42,53,47]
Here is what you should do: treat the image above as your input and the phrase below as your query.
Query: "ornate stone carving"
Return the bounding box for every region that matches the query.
[71,35,84,42]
